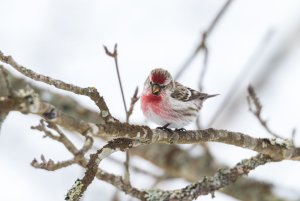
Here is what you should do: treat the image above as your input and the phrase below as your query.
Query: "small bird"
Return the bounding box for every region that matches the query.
[141,68,218,131]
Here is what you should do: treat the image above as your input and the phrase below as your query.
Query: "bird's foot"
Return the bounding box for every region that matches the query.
[175,128,187,132]
[157,123,173,133]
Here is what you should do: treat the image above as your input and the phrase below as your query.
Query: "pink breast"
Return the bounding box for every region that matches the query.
[141,94,162,114]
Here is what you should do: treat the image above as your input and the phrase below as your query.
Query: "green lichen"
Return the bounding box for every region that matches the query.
[65,179,84,201]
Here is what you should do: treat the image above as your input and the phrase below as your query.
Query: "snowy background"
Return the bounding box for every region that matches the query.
[1,0,300,200]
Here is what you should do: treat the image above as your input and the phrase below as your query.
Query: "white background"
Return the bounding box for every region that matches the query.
[1,0,300,200]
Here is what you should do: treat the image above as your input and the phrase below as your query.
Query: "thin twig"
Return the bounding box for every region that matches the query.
[103,44,128,114]
[247,85,282,139]
[126,86,139,123]
[174,0,234,80]
[124,151,130,184]
[31,155,77,171]
[103,45,140,185]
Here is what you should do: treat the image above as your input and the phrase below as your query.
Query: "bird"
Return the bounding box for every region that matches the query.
[141,68,218,131]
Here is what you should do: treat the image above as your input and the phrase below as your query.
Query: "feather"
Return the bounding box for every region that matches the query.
[171,82,218,102]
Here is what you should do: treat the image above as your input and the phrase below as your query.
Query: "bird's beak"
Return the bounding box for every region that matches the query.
[151,84,161,95]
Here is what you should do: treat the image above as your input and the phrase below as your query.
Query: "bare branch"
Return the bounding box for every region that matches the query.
[0,50,112,122]
[247,85,282,139]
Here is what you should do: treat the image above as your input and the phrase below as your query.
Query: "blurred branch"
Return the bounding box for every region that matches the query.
[174,0,234,80]
[208,29,275,127]
[247,85,282,139]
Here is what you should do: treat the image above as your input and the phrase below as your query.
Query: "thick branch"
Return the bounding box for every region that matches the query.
[95,122,299,161]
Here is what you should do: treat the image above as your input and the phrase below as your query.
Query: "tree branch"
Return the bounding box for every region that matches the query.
[2,83,299,161]
[0,50,113,122]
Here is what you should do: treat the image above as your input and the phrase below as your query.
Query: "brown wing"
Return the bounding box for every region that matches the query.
[171,82,209,102]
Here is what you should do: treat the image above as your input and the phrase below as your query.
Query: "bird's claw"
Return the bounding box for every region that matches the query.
[157,126,173,133]
[175,128,187,132]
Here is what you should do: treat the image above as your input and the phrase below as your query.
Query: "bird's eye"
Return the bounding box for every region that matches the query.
[150,81,153,86]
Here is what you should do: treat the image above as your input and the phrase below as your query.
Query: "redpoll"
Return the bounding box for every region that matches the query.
[141,68,218,130]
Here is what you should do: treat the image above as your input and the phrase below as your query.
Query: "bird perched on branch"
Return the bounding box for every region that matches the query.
[141,68,218,132]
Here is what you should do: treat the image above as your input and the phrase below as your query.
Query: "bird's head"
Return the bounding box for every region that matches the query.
[144,68,174,96]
